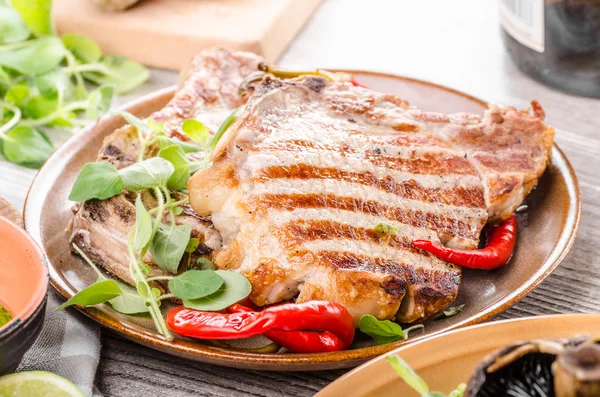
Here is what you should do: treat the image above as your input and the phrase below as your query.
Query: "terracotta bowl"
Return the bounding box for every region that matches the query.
[0,216,48,375]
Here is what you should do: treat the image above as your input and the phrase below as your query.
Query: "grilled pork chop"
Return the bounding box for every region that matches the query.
[188,75,554,323]
[70,49,262,283]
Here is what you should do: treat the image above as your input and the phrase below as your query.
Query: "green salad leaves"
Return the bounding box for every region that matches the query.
[61,114,246,341]
[0,0,149,168]
[359,314,424,344]
[386,355,466,397]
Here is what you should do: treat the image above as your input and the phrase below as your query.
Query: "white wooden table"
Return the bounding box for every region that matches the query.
[2,1,599,395]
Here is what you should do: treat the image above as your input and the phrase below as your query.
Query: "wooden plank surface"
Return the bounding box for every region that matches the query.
[2,0,600,396]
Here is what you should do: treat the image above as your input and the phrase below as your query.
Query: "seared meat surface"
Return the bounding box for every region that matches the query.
[70,49,262,282]
[188,76,554,323]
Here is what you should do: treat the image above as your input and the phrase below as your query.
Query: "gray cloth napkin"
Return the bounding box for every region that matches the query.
[17,289,103,397]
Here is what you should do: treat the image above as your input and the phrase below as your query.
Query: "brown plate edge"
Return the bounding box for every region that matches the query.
[22,73,582,371]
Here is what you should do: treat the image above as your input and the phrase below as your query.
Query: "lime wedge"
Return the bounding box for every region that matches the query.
[0,371,85,397]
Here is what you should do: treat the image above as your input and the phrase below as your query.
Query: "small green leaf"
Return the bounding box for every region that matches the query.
[183,270,251,311]
[210,107,238,149]
[374,222,399,237]
[157,136,200,153]
[185,237,199,253]
[131,195,152,251]
[0,125,53,168]
[168,270,223,300]
[149,223,192,274]
[359,314,408,344]
[62,33,102,63]
[386,355,430,395]
[23,94,57,119]
[158,144,190,191]
[0,303,12,327]
[147,119,163,135]
[10,0,54,36]
[119,157,174,191]
[174,206,184,216]
[181,119,210,145]
[136,281,150,300]
[447,384,466,397]
[0,5,30,44]
[0,36,64,75]
[117,111,147,133]
[86,84,114,120]
[83,56,150,94]
[68,162,124,202]
[4,84,30,106]
[57,279,122,310]
[443,304,465,318]
[192,257,214,270]
[108,280,148,314]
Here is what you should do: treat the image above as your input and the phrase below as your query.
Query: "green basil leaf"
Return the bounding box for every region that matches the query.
[447,384,466,397]
[108,280,148,314]
[181,119,210,145]
[156,136,200,153]
[147,119,163,135]
[68,162,124,202]
[0,304,12,327]
[149,223,191,273]
[83,55,150,94]
[183,270,251,311]
[86,84,114,120]
[61,33,102,63]
[173,206,184,216]
[0,67,12,91]
[359,314,407,344]
[443,304,465,318]
[119,157,174,191]
[386,355,430,395]
[117,110,147,133]
[0,5,30,44]
[0,125,53,168]
[158,144,189,191]
[168,270,223,300]
[57,279,122,310]
[33,69,71,97]
[4,84,30,107]
[210,107,238,149]
[374,222,399,237]
[185,237,199,253]
[10,0,54,36]
[131,195,152,251]
[191,257,215,271]
[425,392,447,397]
[136,281,150,299]
[23,94,57,119]
[0,36,64,75]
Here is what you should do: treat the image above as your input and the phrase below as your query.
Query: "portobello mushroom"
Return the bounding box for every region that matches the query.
[465,336,600,397]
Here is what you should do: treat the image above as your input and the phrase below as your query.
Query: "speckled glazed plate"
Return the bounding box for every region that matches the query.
[24,72,581,371]
[317,314,600,396]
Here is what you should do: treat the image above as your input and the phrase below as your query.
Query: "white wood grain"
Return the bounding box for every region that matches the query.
[3,1,599,396]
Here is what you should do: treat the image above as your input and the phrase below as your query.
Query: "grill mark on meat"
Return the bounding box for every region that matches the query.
[253,164,486,208]
[392,122,420,132]
[255,193,479,240]
[83,199,110,222]
[473,152,535,172]
[282,219,419,252]
[251,139,476,176]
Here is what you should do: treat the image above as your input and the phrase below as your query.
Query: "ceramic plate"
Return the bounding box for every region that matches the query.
[24,72,581,370]
[317,314,600,396]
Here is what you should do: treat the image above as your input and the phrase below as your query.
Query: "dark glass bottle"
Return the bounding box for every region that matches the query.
[500,0,600,98]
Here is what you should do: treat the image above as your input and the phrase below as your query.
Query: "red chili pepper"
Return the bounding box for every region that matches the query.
[350,79,369,89]
[166,301,355,353]
[228,304,348,353]
[412,215,517,270]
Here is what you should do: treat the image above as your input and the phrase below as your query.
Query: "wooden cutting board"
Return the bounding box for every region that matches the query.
[53,0,322,70]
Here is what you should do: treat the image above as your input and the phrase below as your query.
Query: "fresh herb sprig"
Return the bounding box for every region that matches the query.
[60,112,245,340]
[0,0,149,168]
[386,355,466,397]
[359,314,424,344]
